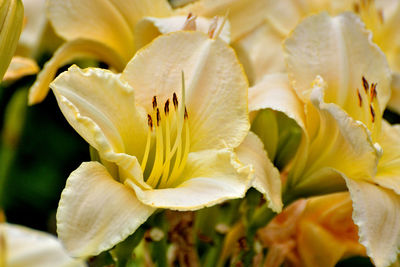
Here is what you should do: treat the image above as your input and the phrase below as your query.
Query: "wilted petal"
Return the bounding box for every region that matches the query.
[1,223,85,267]
[235,132,282,212]
[126,149,251,210]
[57,162,155,257]
[3,56,38,82]
[284,12,391,135]
[135,15,230,49]
[345,178,400,267]
[50,65,150,188]
[28,39,125,105]
[122,31,249,151]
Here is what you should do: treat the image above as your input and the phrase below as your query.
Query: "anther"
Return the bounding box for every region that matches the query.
[184,107,188,120]
[354,3,360,13]
[378,9,384,23]
[173,92,178,109]
[152,96,158,109]
[362,76,369,93]
[156,108,161,126]
[370,104,375,123]
[164,99,170,115]
[370,83,377,102]
[147,114,153,130]
[357,89,363,107]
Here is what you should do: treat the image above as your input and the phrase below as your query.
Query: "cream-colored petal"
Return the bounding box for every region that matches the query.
[28,39,125,105]
[388,72,400,114]
[126,149,251,210]
[284,12,391,125]
[235,132,282,212]
[0,0,24,80]
[50,65,150,188]
[3,56,39,82]
[232,23,285,85]
[134,15,230,50]
[176,0,269,41]
[2,223,85,267]
[248,73,306,130]
[374,121,400,194]
[287,81,379,196]
[47,0,134,61]
[57,162,155,257]
[345,178,400,267]
[122,31,249,151]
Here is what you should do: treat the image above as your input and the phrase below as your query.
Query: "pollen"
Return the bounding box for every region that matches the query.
[362,76,369,93]
[357,89,363,107]
[370,104,375,123]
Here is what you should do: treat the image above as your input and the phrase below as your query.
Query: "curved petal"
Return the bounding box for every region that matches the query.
[248,73,305,130]
[47,0,134,61]
[176,0,269,41]
[126,149,251,210]
[50,65,150,188]
[232,23,285,85]
[235,132,282,212]
[345,178,400,267]
[2,223,85,267]
[122,31,249,151]
[287,80,379,196]
[284,12,391,128]
[28,39,125,105]
[374,121,400,194]
[388,72,400,114]
[3,56,39,82]
[57,162,155,257]
[134,15,230,50]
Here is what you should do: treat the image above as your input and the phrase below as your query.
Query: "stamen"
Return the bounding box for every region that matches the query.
[357,89,363,107]
[152,96,158,109]
[173,92,178,109]
[164,99,170,115]
[208,16,218,39]
[370,104,375,122]
[378,9,384,23]
[362,76,369,93]
[370,83,377,102]
[147,114,153,130]
[182,12,197,31]
[141,115,153,171]
[184,107,188,119]
[156,108,161,126]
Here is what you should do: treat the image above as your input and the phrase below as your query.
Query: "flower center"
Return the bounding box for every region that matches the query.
[140,86,190,189]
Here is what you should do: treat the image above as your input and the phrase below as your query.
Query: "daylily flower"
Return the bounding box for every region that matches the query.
[250,12,400,267]
[0,223,85,267]
[47,31,279,257]
[28,0,230,105]
[0,0,24,81]
[258,192,365,267]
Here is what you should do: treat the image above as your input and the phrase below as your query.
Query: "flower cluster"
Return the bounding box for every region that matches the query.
[1,0,400,266]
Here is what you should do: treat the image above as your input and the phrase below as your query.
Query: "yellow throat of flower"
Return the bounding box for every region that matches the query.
[141,82,190,189]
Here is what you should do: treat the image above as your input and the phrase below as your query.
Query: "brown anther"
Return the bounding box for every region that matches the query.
[164,99,170,115]
[362,76,369,93]
[357,89,363,107]
[208,16,218,39]
[184,107,188,120]
[378,9,384,23]
[152,96,158,109]
[147,114,153,130]
[182,12,197,31]
[156,108,161,126]
[370,104,375,123]
[173,92,178,109]
[370,83,377,102]
[353,3,360,13]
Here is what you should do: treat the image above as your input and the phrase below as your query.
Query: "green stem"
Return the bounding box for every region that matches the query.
[113,227,145,267]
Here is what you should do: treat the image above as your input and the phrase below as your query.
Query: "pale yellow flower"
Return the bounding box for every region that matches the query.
[259,193,365,267]
[47,31,280,257]
[28,0,230,105]
[0,223,85,267]
[250,12,400,267]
